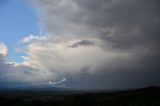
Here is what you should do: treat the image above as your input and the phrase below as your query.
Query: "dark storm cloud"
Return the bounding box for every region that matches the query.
[27,0,160,89]
[33,0,160,49]
[68,39,94,48]
[72,0,160,50]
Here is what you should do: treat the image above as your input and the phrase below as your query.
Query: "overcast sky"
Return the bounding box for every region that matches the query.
[0,0,160,89]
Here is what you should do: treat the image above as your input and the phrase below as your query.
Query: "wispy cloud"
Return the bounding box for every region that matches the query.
[48,78,66,85]
[21,34,47,43]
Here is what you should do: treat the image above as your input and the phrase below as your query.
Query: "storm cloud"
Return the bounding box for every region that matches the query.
[26,0,160,89]
[0,0,160,89]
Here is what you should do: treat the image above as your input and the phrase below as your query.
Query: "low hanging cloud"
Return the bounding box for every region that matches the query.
[0,0,160,89]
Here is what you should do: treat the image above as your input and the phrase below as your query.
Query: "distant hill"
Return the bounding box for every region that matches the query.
[139,86,160,91]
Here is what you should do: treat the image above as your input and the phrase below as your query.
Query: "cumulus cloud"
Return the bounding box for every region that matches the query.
[0,42,58,88]
[0,43,7,56]
[19,36,114,74]
[23,0,160,89]
[1,0,160,89]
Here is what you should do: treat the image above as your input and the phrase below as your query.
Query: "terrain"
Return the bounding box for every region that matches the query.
[0,86,159,106]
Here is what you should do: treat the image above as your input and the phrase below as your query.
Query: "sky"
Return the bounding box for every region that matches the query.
[0,0,160,90]
[0,0,39,62]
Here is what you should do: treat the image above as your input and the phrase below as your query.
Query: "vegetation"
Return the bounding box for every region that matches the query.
[0,86,159,106]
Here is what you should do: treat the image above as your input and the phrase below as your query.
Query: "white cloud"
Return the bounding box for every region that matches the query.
[48,78,66,85]
[21,34,47,43]
[0,43,7,56]
[0,42,57,86]
[18,35,131,81]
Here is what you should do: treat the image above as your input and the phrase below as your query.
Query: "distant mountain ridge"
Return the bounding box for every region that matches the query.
[0,86,160,92]
[134,86,160,92]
